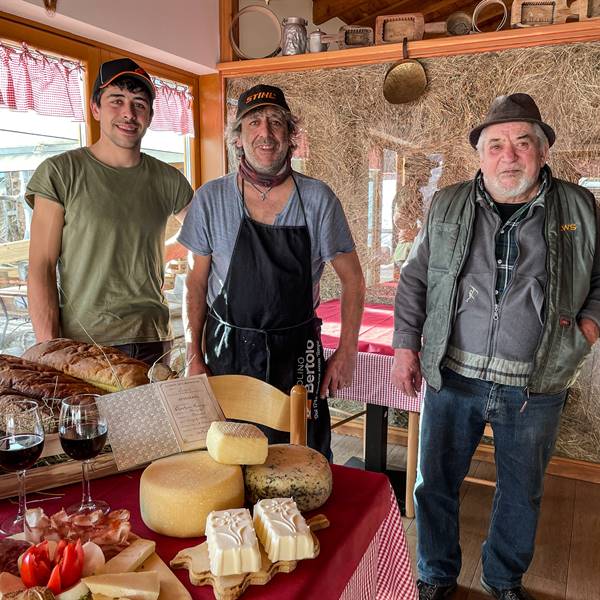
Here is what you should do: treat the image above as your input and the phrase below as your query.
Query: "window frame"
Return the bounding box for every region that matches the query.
[0,10,201,187]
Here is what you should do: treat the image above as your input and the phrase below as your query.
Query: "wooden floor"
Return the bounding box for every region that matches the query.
[331,432,600,600]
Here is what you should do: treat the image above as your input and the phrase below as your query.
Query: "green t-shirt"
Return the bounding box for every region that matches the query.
[26,147,193,345]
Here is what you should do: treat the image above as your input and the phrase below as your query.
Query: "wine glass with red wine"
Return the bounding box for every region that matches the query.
[0,400,45,534]
[59,394,109,515]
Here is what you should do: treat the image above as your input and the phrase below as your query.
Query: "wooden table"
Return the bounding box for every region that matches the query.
[0,464,417,599]
[317,299,425,518]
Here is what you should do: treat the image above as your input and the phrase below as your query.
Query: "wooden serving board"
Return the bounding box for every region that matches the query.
[170,514,330,600]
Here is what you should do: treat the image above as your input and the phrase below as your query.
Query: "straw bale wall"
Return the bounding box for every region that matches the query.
[226,40,600,462]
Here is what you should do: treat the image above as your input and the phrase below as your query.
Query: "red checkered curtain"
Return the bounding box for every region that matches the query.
[0,42,84,120]
[150,79,194,136]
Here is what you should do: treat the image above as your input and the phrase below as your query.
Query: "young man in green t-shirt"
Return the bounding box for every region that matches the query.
[26,58,193,365]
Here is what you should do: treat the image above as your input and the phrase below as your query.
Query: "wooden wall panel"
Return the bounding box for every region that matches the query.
[198,73,225,183]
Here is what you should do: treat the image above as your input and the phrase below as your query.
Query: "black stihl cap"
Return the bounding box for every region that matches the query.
[236,84,290,120]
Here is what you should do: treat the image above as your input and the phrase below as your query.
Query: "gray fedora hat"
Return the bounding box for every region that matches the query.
[469,93,555,149]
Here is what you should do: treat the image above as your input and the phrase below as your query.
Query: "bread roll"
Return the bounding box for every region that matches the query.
[0,354,105,399]
[23,338,153,392]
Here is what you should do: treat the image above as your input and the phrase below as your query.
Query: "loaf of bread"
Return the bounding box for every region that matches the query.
[0,354,105,400]
[23,338,153,392]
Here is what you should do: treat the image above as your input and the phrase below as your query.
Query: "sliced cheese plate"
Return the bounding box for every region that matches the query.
[170,514,329,600]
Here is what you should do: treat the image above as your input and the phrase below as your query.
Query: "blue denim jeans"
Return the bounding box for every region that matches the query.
[415,368,566,589]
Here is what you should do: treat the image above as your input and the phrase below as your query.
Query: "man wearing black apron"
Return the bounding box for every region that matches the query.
[179,85,365,458]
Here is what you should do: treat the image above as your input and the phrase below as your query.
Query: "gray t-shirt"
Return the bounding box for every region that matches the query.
[178,172,355,306]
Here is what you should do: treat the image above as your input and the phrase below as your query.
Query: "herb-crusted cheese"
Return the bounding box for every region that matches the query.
[140,451,244,537]
[244,444,332,511]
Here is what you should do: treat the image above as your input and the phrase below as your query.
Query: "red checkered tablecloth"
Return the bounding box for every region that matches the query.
[0,465,417,599]
[318,300,423,412]
[323,347,423,412]
[340,484,418,600]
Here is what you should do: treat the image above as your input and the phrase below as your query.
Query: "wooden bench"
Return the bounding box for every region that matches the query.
[0,239,29,263]
[0,240,29,287]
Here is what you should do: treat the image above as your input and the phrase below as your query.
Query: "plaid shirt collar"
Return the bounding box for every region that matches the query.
[476,168,548,299]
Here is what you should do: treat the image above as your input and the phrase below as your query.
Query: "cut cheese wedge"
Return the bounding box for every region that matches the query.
[137,553,192,600]
[206,421,268,465]
[100,538,156,574]
[83,571,160,600]
[55,580,91,600]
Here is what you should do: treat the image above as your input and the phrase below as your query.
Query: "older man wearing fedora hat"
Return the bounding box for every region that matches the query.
[392,93,600,600]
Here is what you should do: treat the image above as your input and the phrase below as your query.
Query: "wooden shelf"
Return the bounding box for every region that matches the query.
[218,20,600,77]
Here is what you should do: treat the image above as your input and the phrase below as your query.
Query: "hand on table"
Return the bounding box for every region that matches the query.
[578,317,600,346]
[319,347,357,398]
[391,348,422,398]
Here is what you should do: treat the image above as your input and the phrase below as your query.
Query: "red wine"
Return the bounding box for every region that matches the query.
[59,424,108,461]
[0,434,44,471]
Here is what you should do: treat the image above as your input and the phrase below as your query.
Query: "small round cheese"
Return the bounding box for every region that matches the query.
[140,451,244,537]
[244,444,332,511]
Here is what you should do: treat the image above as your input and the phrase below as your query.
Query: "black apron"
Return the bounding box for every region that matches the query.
[204,176,331,457]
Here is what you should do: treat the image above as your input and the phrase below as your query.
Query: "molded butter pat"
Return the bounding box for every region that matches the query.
[140,451,244,537]
[83,571,160,600]
[253,498,315,562]
[206,421,268,465]
[137,553,192,600]
[205,508,261,576]
[100,538,156,574]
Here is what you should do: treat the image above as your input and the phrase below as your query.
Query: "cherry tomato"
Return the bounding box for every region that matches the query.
[55,538,68,562]
[20,547,51,587]
[59,541,83,590]
[20,538,84,594]
[47,563,62,595]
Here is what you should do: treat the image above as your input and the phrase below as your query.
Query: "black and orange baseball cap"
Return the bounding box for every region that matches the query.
[236,84,290,120]
[93,58,155,100]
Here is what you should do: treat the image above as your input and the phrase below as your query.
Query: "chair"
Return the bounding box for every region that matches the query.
[463,423,496,488]
[208,374,309,446]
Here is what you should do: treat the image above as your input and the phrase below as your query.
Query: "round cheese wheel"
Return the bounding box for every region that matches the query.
[140,451,244,537]
[244,444,332,511]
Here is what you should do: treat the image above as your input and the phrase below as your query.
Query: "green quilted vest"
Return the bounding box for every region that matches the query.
[420,170,597,393]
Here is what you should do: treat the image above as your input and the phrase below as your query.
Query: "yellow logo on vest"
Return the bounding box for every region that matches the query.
[560,224,577,232]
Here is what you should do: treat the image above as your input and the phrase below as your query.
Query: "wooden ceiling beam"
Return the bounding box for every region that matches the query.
[351,0,472,27]
[314,0,516,29]
[313,0,368,25]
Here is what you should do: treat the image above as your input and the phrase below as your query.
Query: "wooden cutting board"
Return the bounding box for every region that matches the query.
[170,514,329,600]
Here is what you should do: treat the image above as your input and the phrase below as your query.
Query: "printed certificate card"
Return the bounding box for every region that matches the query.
[97,375,225,470]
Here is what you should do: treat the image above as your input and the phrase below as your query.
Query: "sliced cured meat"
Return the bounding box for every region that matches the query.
[0,538,32,575]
